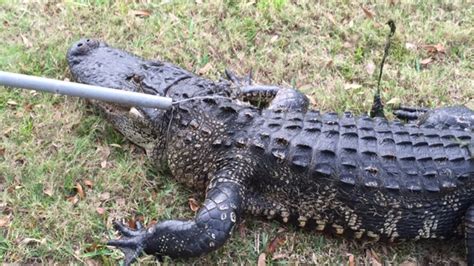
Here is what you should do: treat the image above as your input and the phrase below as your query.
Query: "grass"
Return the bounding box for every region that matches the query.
[0,1,472,265]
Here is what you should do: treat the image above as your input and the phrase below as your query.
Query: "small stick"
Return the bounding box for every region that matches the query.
[370,19,396,118]
[0,71,173,109]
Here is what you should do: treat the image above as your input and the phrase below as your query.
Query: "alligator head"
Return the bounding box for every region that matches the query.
[67,39,170,166]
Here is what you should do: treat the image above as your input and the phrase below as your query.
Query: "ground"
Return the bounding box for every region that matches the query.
[0,1,473,265]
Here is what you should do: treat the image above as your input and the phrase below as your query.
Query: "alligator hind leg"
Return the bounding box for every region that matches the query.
[395,105,473,129]
[465,205,474,265]
[108,170,244,265]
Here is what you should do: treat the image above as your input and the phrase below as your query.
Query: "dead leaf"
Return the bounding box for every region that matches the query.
[127,218,137,229]
[0,147,5,157]
[188,198,200,212]
[422,44,446,54]
[84,179,93,188]
[365,61,376,75]
[7,100,18,106]
[75,183,85,199]
[420,57,433,66]
[344,83,362,90]
[239,221,247,238]
[257,252,266,266]
[43,186,53,197]
[324,13,337,25]
[347,253,355,266]
[386,97,401,106]
[360,5,375,19]
[0,216,10,227]
[343,42,352,49]
[197,63,212,75]
[99,192,110,201]
[96,207,105,215]
[110,143,121,148]
[100,160,107,168]
[67,195,79,205]
[20,238,46,245]
[400,260,418,266]
[265,235,285,254]
[272,253,288,260]
[20,34,32,48]
[130,10,152,18]
[270,35,279,43]
[366,249,382,266]
[325,59,333,68]
[405,42,417,51]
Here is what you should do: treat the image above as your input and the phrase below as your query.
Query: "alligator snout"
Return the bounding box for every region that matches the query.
[67,38,100,58]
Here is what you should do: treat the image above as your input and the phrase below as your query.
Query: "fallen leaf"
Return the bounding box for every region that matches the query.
[272,253,288,260]
[75,183,85,199]
[130,10,152,17]
[0,147,5,157]
[366,249,382,266]
[110,143,121,148]
[405,42,417,51]
[343,42,352,49]
[239,221,247,238]
[360,5,375,19]
[270,35,279,43]
[420,57,433,66]
[265,235,285,254]
[399,260,418,266]
[96,207,105,215]
[20,34,32,48]
[325,13,337,25]
[0,216,10,227]
[325,59,333,68]
[197,63,212,75]
[127,218,137,229]
[99,192,110,201]
[188,198,200,212]
[7,100,18,106]
[257,252,266,266]
[344,83,362,90]
[67,195,79,205]
[386,97,401,106]
[100,160,107,168]
[43,186,53,197]
[347,253,355,266]
[20,238,45,245]
[365,61,376,75]
[84,179,93,188]
[422,44,445,54]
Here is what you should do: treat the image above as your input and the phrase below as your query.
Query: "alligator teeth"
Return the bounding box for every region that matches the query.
[129,107,144,118]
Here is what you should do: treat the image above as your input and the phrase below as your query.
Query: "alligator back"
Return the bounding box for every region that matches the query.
[245,109,474,241]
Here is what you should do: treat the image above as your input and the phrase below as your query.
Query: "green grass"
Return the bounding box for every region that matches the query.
[0,1,473,264]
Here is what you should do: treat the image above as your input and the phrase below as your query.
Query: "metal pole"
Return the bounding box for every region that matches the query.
[0,71,172,109]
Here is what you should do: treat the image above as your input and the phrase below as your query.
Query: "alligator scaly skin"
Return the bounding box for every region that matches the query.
[66,39,474,264]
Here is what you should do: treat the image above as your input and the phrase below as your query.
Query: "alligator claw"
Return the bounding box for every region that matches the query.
[224,68,253,86]
[108,221,148,266]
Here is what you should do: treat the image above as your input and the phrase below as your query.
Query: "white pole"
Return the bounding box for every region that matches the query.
[0,71,172,109]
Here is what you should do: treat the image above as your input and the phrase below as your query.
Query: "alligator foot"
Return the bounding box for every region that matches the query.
[224,68,253,86]
[393,106,429,121]
[108,221,148,266]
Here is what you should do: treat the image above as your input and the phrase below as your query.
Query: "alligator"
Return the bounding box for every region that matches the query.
[66,38,474,265]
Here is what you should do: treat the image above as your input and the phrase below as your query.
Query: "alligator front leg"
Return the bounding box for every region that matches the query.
[108,177,244,265]
[225,69,309,111]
